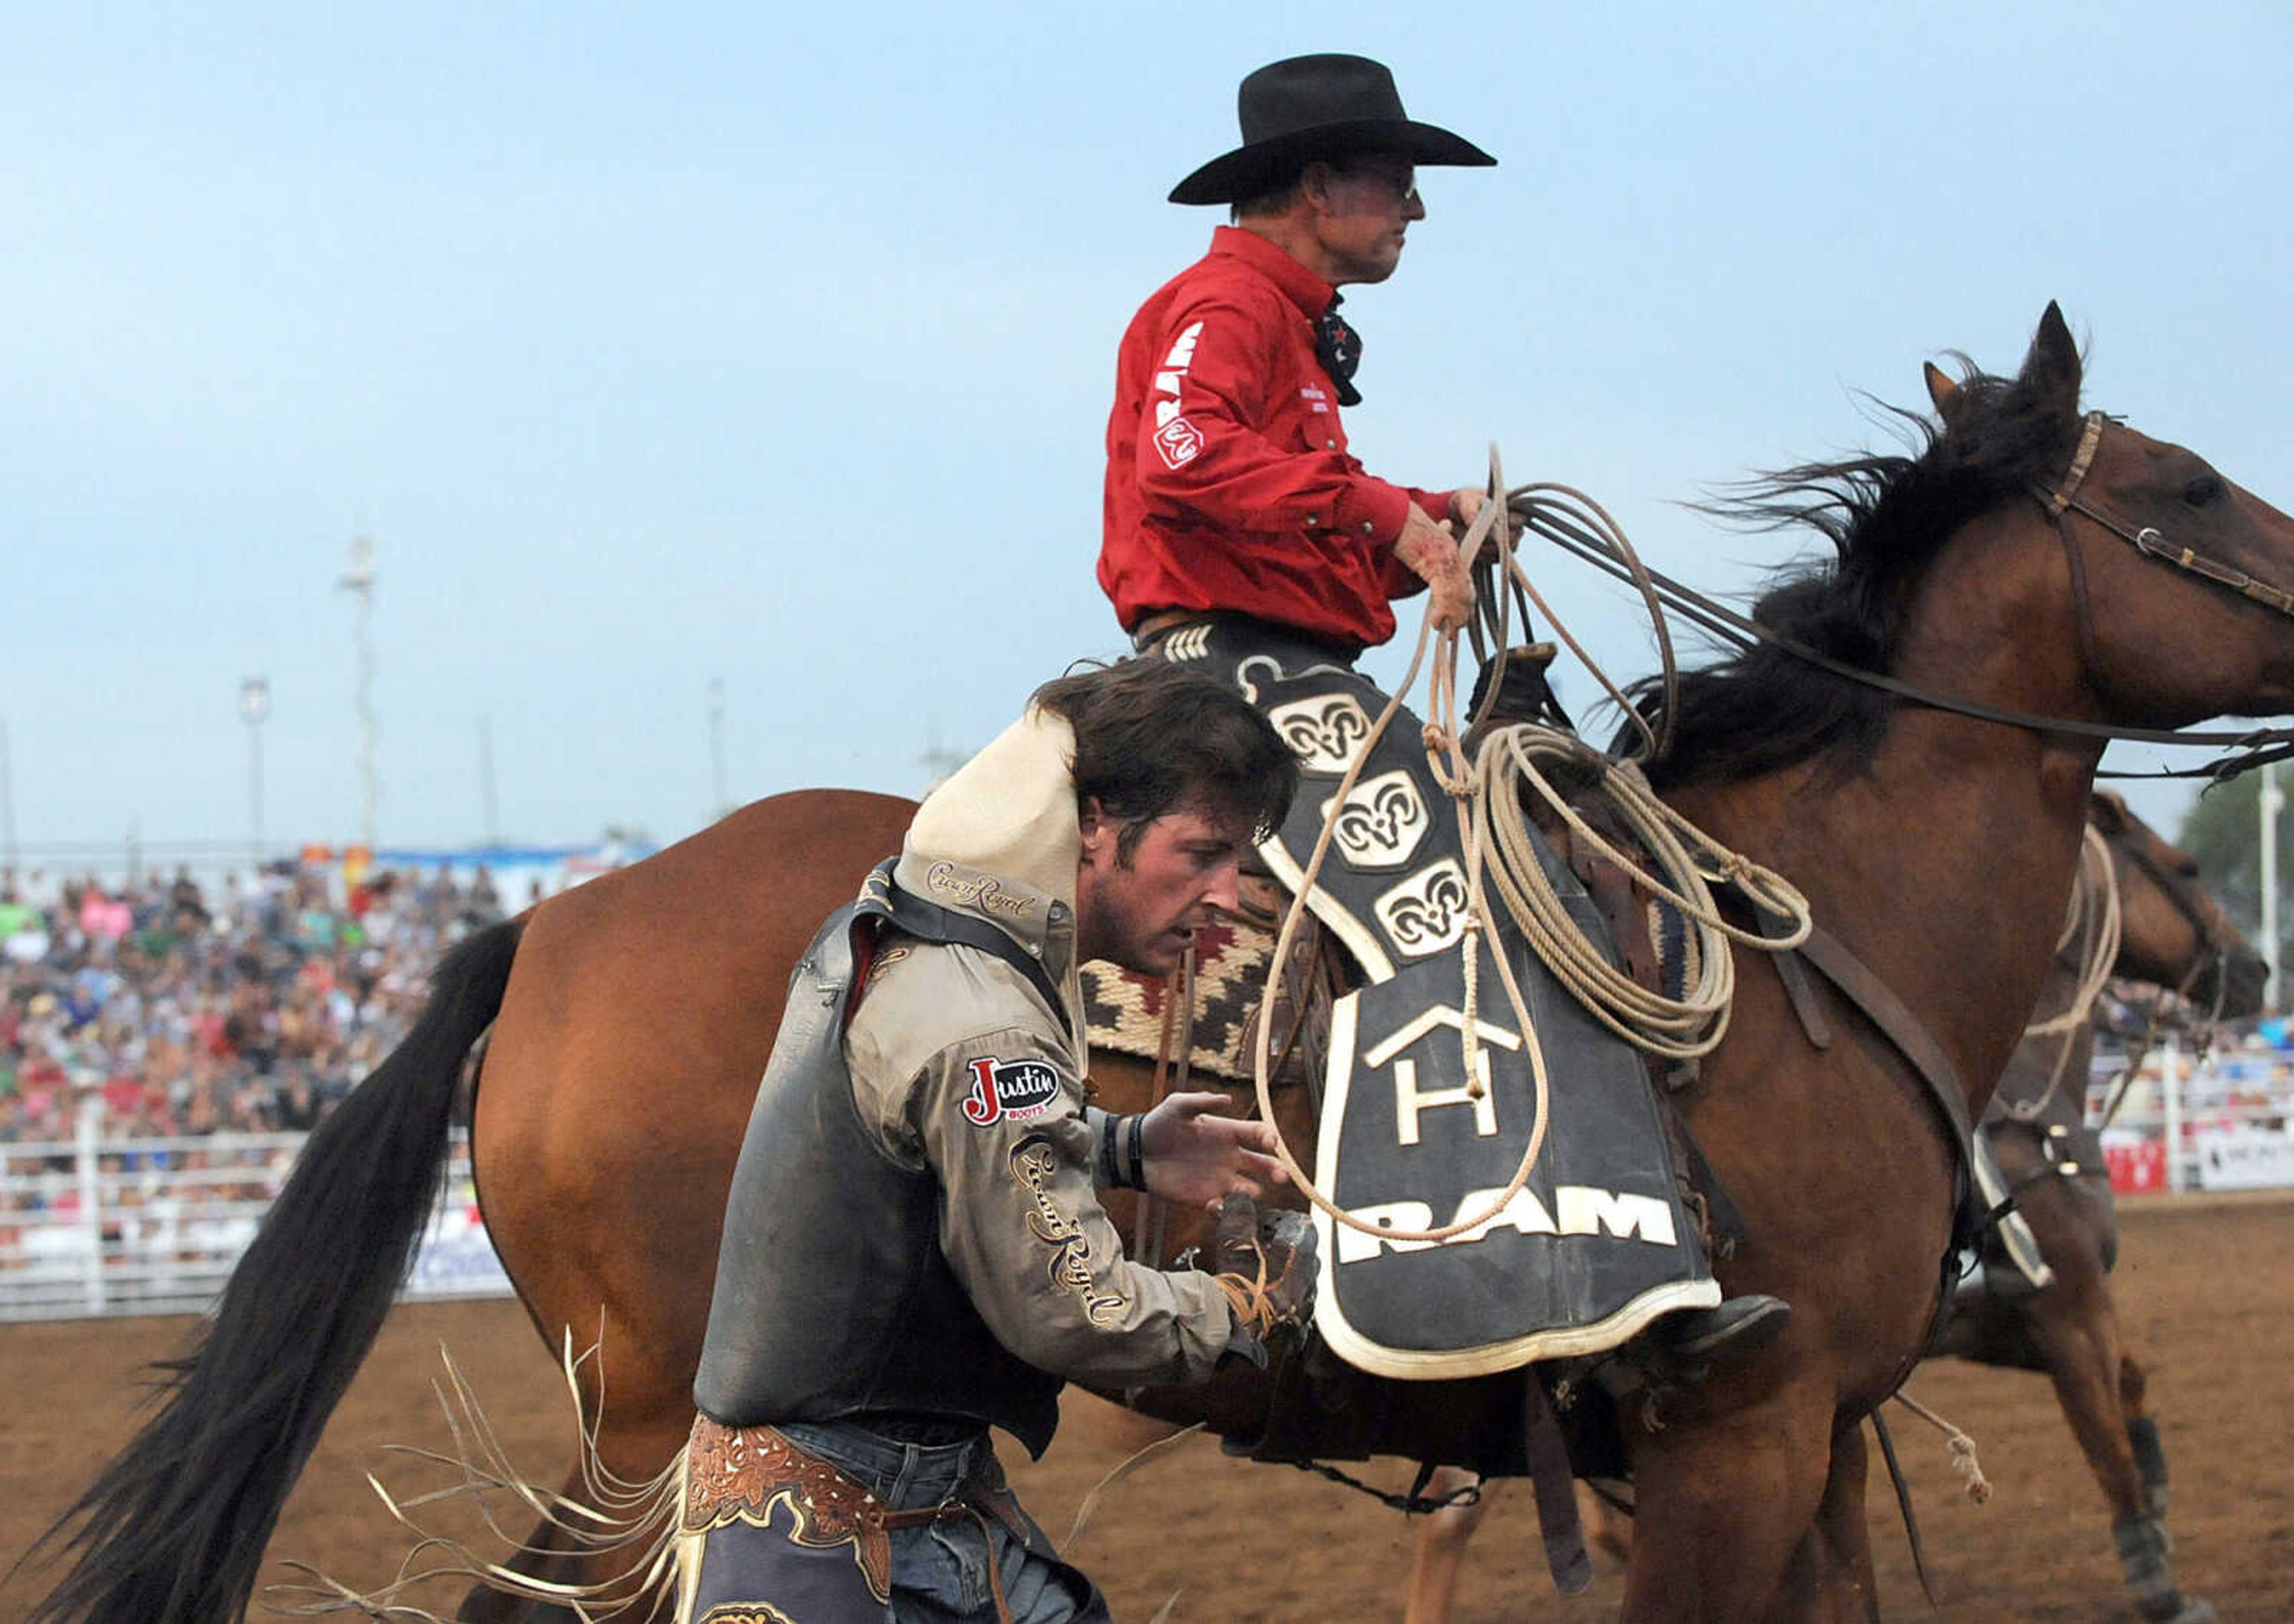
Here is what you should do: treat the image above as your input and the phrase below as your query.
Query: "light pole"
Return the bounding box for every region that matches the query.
[709,677,729,822]
[479,714,501,851]
[240,677,271,874]
[0,716,16,882]
[2263,760,2283,1012]
[338,535,378,851]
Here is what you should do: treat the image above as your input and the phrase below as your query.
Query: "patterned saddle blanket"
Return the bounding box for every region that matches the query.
[1081,885,1286,1086]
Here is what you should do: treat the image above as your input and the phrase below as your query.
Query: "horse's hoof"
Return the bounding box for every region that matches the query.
[2138,1593,2217,1624]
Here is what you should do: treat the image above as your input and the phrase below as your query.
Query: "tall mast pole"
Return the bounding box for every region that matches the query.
[240,678,271,873]
[0,716,16,880]
[338,535,379,852]
[709,677,730,822]
[2263,760,2282,1012]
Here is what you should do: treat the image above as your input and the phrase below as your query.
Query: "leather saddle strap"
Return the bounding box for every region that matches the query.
[1787,925,1977,1241]
[1523,1373,1594,1596]
[1130,944,1197,1270]
[1129,968,1183,1267]
[1758,913,1833,1051]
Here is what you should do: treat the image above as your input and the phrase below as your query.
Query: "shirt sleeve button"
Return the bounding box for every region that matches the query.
[1361,521,1376,535]
[1325,439,1337,450]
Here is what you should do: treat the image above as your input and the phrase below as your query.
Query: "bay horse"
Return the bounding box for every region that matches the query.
[1924,787,2261,1623]
[1403,789,2264,1624]
[30,305,2294,1624]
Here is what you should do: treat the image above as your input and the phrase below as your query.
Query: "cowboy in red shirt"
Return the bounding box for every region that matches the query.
[1101,54,1790,1376]
[1100,53,1492,657]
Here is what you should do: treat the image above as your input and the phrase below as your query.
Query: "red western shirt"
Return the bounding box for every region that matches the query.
[1099,226,1448,653]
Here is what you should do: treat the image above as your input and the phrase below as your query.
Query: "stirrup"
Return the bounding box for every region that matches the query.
[1649,1294,1790,1366]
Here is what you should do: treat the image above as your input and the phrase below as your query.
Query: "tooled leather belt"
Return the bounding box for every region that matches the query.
[682,1417,1033,1618]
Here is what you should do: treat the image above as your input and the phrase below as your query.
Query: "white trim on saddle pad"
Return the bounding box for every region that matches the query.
[1306,992,1721,1381]
[1256,834,1397,984]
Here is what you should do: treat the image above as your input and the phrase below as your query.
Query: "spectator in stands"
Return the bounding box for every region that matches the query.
[0,861,511,1144]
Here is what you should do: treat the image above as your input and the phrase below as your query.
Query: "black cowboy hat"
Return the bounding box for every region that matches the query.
[1169,54,1496,206]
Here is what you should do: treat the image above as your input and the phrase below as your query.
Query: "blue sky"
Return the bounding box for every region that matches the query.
[5,2,2289,862]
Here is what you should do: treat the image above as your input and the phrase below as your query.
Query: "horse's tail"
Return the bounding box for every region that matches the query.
[20,916,526,1624]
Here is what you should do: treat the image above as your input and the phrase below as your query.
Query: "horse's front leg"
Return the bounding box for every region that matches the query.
[1786,1419,1880,1624]
[2021,1266,2149,1525]
[1402,1466,1495,1624]
[1617,1382,1838,1623]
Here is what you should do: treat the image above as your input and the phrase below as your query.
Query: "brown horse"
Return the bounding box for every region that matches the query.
[1403,790,2264,1624]
[30,305,2294,1624]
[1925,788,2260,1623]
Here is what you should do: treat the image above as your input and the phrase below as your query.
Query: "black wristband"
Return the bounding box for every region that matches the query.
[1124,1111,1148,1190]
[1096,1115,1123,1190]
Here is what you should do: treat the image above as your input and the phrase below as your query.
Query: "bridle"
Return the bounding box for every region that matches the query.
[2110,824,2238,1027]
[2039,410,2294,619]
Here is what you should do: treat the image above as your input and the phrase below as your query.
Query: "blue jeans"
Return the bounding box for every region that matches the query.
[771,1422,1108,1624]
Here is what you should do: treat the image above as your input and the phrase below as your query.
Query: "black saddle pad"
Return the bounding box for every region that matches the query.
[1152,618,1718,1376]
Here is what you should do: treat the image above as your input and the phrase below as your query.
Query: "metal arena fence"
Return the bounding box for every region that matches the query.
[2093,1036,2294,1196]
[1,1043,2289,1325]
[0,1109,508,1324]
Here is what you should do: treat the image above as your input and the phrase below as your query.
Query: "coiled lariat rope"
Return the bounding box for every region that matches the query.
[2007,824,2121,1123]
[1252,447,1813,1245]
[1476,726,1807,1058]
[1250,539,1554,1245]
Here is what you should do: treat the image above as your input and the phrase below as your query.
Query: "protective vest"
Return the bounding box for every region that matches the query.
[692,861,1074,1458]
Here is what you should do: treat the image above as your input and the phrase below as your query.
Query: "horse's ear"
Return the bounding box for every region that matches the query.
[2020,301,2083,422]
[2087,787,2129,834]
[1923,361,1967,428]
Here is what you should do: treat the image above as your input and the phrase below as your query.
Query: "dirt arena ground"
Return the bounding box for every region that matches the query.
[3,1192,2289,1623]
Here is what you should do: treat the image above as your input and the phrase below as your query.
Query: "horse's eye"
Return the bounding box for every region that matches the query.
[2183,473,2224,506]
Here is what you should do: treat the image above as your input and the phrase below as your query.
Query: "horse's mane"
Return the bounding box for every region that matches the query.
[1626,357,2084,790]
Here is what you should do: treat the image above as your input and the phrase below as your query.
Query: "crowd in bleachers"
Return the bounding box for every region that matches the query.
[0,862,505,1145]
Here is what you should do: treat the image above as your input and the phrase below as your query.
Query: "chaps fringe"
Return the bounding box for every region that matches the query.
[265,1331,686,1622]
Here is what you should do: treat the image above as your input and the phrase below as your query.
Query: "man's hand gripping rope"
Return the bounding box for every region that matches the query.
[1207,1190,1314,1339]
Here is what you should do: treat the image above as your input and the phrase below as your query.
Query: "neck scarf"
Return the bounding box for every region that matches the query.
[1314,293,1363,407]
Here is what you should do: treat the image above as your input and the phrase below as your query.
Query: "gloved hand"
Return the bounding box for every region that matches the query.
[1209,1190,1315,1337]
